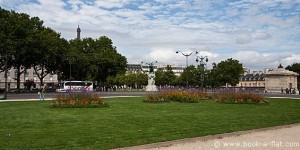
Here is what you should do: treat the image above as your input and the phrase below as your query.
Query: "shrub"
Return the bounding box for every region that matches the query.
[51,93,109,108]
[145,90,207,103]
[214,92,269,105]
[144,92,170,103]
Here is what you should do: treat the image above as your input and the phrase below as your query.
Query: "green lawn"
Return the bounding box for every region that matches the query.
[1,97,300,150]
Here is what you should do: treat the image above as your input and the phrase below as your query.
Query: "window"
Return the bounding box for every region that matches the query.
[14,69,18,78]
[33,71,37,76]
[24,70,29,77]
[253,83,257,87]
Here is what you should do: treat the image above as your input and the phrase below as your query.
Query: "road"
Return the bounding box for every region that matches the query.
[2,91,148,100]
[1,91,300,101]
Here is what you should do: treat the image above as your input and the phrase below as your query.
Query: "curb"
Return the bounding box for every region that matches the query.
[0,99,54,102]
[267,96,300,99]
[114,123,300,150]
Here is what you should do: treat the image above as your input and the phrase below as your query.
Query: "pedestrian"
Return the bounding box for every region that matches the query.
[39,85,45,101]
[264,88,268,95]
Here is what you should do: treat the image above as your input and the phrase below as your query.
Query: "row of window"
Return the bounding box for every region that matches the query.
[1,71,53,78]
[240,82,265,87]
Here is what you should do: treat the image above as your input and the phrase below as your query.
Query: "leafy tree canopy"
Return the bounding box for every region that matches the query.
[66,36,127,85]
[212,58,243,86]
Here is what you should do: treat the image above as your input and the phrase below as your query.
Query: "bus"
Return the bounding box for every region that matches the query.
[56,81,93,92]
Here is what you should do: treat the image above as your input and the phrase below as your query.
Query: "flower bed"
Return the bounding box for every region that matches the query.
[144,90,207,103]
[144,92,171,103]
[51,93,109,108]
[214,92,269,104]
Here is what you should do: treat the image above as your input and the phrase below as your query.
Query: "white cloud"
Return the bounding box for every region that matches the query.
[95,0,131,9]
[253,32,271,40]
[1,0,299,71]
[236,34,252,45]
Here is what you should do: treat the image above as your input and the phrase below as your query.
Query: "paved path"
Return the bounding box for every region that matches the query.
[118,123,300,150]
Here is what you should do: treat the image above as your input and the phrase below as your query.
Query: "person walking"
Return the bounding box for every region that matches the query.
[39,85,45,101]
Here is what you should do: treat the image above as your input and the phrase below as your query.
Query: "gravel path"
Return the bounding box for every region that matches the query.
[118,123,300,150]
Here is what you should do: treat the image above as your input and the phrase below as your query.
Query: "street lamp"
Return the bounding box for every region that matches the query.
[176,51,198,67]
[67,57,74,93]
[196,56,208,92]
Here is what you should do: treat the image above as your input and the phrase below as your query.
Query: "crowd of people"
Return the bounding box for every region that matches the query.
[281,88,298,94]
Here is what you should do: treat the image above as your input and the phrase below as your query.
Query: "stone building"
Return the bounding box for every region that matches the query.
[127,64,184,76]
[0,67,58,91]
[236,65,298,94]
[265,65,298,93]
[238,71,265,88]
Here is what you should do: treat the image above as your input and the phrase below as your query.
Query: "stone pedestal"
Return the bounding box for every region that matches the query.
[145,72,158,91]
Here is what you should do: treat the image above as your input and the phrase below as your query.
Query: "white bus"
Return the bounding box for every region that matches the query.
[56,81,94,92]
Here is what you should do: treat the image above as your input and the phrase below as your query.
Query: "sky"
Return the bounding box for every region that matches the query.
[1,0,300,72]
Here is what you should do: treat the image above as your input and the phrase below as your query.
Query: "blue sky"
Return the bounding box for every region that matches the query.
[1,0,300,71]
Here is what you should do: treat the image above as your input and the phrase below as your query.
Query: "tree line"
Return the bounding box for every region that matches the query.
[0,8,127,92]
[1,7,299,91]
[107,58,245,90]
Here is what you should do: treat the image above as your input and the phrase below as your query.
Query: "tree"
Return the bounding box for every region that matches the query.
[0,8,13,73]
[93,36,127,84]
[155,66,177,87]
[155,68,164,86]
[163,65,177,86]
[206,63,221,88]
[179,65,199,87]
[211,58,243,87]
[135,72,148,88]
[286,63,300,88]
[66,36,127,86]
[30,27,69,86]
[0,8,45,92]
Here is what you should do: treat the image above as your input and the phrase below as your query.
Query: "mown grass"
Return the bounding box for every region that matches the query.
[0,97,300,150]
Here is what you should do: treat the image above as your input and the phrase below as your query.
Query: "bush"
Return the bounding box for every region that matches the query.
[144,92,170,103]
[214,92,269,105]
[51,93,109,108]
[145,90,207,103]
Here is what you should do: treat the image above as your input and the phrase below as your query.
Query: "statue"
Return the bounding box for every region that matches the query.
[142,61,158,91]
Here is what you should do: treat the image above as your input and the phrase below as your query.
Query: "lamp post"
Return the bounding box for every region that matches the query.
[196,56,208,92]
[67,57,74,93]
[176,51,198,67]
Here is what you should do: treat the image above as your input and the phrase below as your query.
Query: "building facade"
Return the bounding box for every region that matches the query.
[236,65,298,93]
[265,67,298,93]
[238,71,265,88]
[0,67,58,91]
[127,64,184,76]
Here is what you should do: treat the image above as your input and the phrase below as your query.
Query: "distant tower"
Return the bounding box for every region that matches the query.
[76,25,81,40]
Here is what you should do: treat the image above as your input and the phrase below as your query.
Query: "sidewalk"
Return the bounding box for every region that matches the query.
[118,123,300,150]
